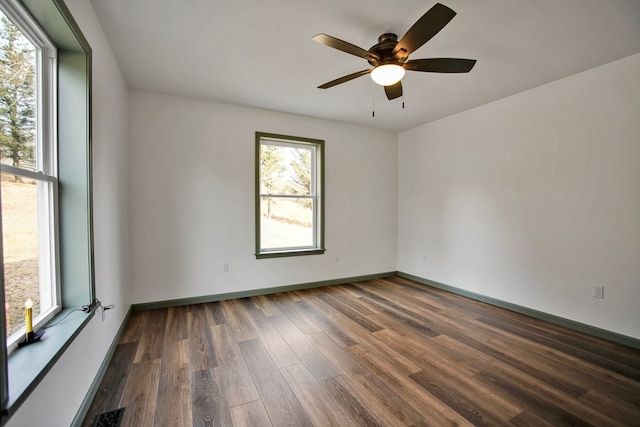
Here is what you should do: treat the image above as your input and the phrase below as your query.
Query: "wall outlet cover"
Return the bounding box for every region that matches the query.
[592,285,604,299]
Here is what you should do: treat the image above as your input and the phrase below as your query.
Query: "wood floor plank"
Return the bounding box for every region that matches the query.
[294,299,359,346]
[572,359,640,406]
[356,332,423,375]
[356,280,444,316]
[316,291,385,332]
[269,292,322,335]
[488,336,594,396]
[306,296,385,347]
[405,338,525,423]
[222,298,259,342]
[305,331,369,377]
[579,389,640,426]
[85,277,640,427]
[238,339,313,426]
[320,376,388,427]
[410,306,599,398]
[280,363,361,426]
[205,300,226,325]
[118,360,161,427]
[410,368,506,427]
[332,285,381,312]
[478,314,640,380]
[166,305,189,342]
[190,368,232,427]
[209,323,260,408]
[133,308,167,363]
[360,295,441,339]
[477,367,611,426]
[252,294,283,317]
[187,303,218,371]
[508,409,568,427]
[372,327,477,380]
[478,306,639,368]
[348,370,425,426]
[478,358,627,426]
[432,333,624,426]
[347,343,474,427]
[269,313,340,381]
[229,400,272,427]
[154,339,192,427]
[241,300,300,368]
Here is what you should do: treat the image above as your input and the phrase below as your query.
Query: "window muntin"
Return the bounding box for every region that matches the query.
[0,5,59,350]
[256,133,324,257]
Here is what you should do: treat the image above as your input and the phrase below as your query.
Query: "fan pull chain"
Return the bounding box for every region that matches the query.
[371,80,375,117]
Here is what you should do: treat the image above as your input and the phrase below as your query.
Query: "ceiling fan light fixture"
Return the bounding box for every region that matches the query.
[370,64,405,86]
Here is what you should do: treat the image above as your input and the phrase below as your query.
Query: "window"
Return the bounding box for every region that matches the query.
[0,3,59,351]
[0,0,93,419]
[256,132,325,258]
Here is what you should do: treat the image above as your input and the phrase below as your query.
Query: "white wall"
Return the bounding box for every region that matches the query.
[398,53,640,340]
[7,0,131,425]
[129,91,397,304]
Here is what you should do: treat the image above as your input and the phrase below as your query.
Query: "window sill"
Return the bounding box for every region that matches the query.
[4,308,94,418]
[256,248,326,259]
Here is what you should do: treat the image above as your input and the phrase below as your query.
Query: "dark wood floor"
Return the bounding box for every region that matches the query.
[83,276,640,426]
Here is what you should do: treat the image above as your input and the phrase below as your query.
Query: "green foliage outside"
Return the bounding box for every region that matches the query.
[287,148,312,208]
[0,14,36,171]
[260,144,286,218]
[260,143,313,217]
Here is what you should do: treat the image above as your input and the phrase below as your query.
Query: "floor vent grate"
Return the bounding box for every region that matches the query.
[93,408,125,427]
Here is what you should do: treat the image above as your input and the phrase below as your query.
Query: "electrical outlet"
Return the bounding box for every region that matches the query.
[592,285,604,299]
[423,254,427,262]
[223,262,230,273]
[335,255,340,263]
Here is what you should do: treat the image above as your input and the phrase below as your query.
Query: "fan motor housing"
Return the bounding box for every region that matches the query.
[368,33,405,66]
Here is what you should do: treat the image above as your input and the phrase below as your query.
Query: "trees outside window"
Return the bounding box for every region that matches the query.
[0,13,35,172]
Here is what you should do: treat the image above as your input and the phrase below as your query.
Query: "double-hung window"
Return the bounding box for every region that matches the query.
[256,132,325,258]
[0,0,58,351]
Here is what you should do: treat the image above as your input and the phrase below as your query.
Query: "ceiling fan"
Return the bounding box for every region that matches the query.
[312,3,476,101]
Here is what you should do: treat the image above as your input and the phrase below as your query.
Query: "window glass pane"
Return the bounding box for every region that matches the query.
[1,172,43,339]
[0,11,38,172]
[260,143,311,196]
[260,196,313,249]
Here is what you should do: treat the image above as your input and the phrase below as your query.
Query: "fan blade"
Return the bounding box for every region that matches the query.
[318,69,371,89]
[384,81,402,100]
[405,58,476,73]
[312,34,379,61]
[393,3,456,58]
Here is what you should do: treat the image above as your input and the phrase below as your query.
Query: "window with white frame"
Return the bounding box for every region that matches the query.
[256,132,325,258]
[0,3,59,350]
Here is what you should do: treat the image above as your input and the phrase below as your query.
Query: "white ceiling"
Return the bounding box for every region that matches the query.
[90,0,640,132]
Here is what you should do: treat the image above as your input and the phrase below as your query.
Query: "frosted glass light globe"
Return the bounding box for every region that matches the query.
[370,64,405,86]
